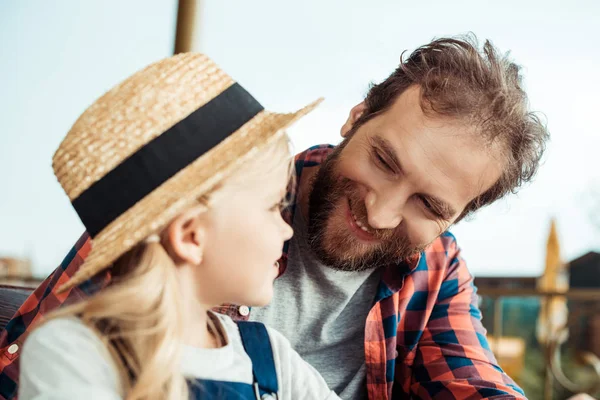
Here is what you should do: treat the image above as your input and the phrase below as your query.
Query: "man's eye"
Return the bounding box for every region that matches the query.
[420,196,432,210]
[419,196,443,218]
[373,150,393,172]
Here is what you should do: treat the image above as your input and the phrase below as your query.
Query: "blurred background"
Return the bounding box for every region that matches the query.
[1,1,599,398]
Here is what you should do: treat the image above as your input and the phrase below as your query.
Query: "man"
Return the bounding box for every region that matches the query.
[0,36,547,399]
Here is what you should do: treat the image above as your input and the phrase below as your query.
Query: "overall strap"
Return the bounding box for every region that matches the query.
[236,321,279,399]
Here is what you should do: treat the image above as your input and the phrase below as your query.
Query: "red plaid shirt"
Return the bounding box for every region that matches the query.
[0,145,525,399]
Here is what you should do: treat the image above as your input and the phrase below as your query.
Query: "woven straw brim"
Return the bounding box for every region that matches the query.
[58,99,322,293]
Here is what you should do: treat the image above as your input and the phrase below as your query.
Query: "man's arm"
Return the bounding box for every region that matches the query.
[409,237,526,399]
[0,232,108,400]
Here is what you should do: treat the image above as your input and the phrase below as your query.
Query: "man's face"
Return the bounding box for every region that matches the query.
[308,86,503,271]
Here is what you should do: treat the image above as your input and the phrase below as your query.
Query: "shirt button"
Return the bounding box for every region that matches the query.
[7,344,18,355]
[238,305,250,316]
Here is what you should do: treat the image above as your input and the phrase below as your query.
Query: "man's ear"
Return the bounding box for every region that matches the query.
[340,102,367,138]
[164,206,207,266]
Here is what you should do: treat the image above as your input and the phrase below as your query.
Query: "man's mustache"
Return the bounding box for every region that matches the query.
[344,184,398,242]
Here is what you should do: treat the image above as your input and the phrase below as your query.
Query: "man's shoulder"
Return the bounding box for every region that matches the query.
[436,231,459,252]
[417,231,461,271]
[428,231,459,253]
[399,232,469,304]
[0,232,107,357]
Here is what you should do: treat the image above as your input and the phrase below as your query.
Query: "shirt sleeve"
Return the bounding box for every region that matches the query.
[409,237,527,399]
[267,327,341,400]
[19,317,123,400]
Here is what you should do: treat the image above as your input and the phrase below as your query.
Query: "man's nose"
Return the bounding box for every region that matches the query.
[364,190,405,230]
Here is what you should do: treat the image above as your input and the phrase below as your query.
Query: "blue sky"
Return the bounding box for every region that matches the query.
[1,0,599,277]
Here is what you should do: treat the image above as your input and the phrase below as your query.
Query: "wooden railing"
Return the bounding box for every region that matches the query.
[477,288,600,400]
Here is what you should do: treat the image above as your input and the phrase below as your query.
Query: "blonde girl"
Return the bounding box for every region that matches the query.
[18,53,338,400]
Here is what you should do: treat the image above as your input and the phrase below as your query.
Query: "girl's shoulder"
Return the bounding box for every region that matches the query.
[20,317,123,399]
[22,316,118,374]
[24,316,107,354]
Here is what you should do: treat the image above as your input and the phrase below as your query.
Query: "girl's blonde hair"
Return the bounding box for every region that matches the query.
[43,134,294,400]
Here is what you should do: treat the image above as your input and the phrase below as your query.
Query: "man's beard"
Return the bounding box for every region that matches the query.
[307,141,425,272]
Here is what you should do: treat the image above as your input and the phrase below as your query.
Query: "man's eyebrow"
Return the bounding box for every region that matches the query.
[423,194,457,219]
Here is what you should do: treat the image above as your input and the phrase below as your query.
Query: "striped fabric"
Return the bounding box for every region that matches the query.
[0,145,526,399]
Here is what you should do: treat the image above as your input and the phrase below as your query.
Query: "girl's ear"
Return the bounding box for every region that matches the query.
[164,206,207,266]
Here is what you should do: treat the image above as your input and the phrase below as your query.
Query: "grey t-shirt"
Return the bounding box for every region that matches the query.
[250,209,381,400]
[19,313,340,400]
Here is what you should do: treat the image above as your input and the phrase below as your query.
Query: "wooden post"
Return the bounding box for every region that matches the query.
[493,297,503,353]
[174,0,203,54]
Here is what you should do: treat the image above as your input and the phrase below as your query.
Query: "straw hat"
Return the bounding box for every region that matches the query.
[54,53,322,292]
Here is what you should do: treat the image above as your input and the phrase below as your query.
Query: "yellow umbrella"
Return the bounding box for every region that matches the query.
[536,218,568,345]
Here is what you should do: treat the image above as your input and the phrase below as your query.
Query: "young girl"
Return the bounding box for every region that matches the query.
[18,53,337,400]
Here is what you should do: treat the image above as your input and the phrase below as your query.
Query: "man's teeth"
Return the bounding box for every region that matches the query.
[352,212,371,233]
